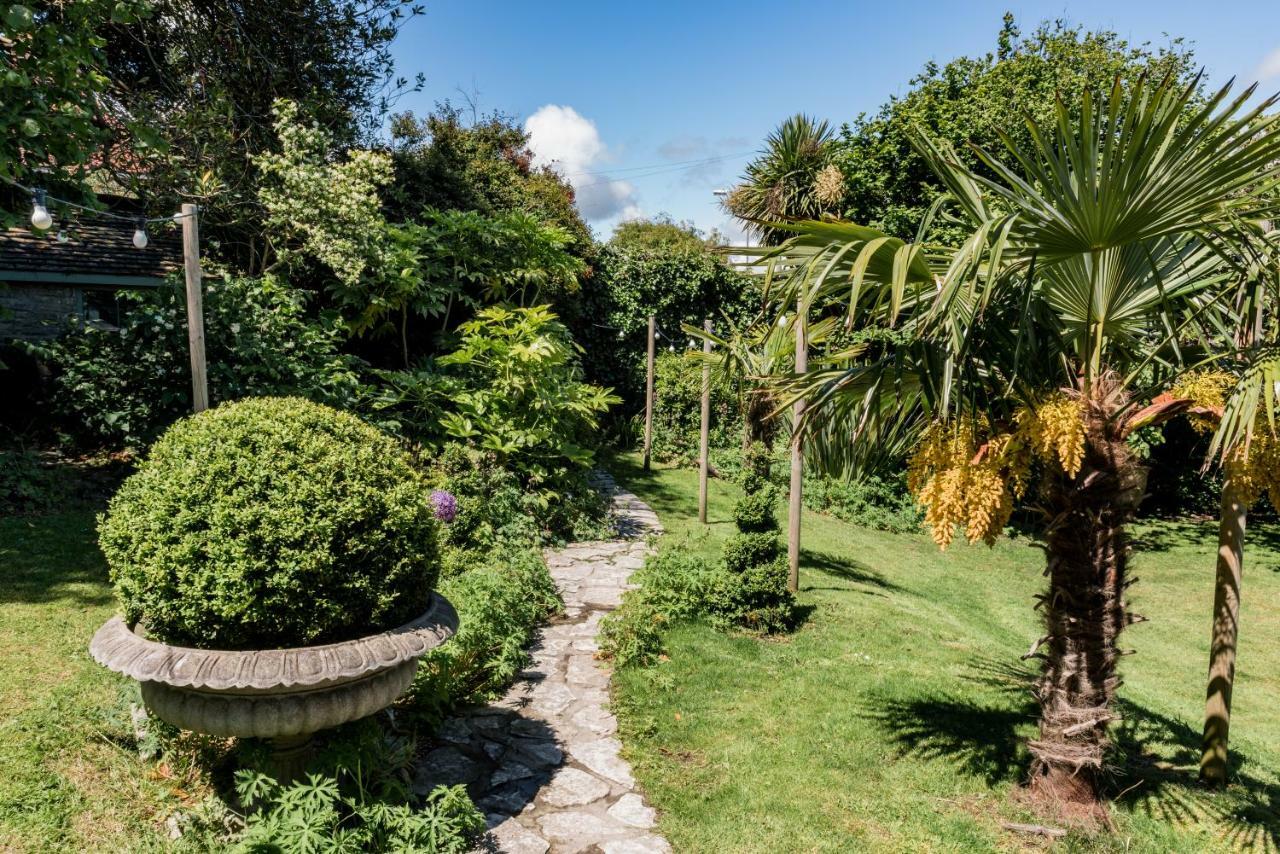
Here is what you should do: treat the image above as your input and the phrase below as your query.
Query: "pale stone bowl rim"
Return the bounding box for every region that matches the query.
[89,591,458,692]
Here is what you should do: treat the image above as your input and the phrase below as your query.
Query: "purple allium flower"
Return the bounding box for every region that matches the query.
[430,489,458,523]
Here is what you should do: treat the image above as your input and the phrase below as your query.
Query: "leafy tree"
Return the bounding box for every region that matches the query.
[832,14,1198,239]
[100,0,425,264]
[389,105,592,253]
[724,114,843,244]
[572,246,758,410]
[762,76,1280,811]
[609,216,712,253]
[0,0,150,218]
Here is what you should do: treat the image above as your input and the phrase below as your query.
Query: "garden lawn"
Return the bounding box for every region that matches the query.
[0,511,191,851]
[609,452,1280,853]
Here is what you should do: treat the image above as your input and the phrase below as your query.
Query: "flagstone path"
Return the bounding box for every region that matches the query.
[413,474,670,854]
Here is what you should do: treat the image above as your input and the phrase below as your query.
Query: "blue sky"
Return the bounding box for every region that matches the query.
[388,1,1280,240]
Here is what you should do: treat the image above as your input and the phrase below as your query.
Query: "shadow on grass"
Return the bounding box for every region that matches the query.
[800,547,904,595]
[1111,699,1280,850]
[0,513,114,607]
[865,691,1035,785]
[1131,516,1280,557]
[868,654,1279,846]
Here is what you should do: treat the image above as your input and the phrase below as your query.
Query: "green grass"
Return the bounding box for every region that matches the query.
[0,511,190,851]
[608,452,1280,853]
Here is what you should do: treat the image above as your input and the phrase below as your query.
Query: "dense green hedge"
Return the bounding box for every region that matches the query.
[99,397,439,649]
[29,275,360,449]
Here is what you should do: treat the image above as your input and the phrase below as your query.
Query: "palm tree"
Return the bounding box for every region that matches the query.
[724,114,843,244]
[749,75,1280,811]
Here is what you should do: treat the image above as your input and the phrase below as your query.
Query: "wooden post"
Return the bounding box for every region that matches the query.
[181,203,208,413]
[787,311,807,593]
[1201,473,1247,784]
[643,315,655,471]
[698,318,712,523]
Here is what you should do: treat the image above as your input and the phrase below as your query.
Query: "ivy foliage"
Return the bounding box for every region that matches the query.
[831,14,1198,239]
[646,351,741,466]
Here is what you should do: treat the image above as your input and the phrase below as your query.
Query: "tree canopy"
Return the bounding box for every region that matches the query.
[831,15,1199,239]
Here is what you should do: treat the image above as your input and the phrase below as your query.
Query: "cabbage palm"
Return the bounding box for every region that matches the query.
[753,75,1280,810]
[724,114,842,244]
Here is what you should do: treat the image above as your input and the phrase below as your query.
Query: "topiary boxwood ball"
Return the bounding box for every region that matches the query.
[99,397,440,650]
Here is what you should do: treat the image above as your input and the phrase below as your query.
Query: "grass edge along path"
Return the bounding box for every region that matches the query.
[607,452,1280,853]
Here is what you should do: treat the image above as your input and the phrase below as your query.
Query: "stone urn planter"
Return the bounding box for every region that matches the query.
[90,591,458,774]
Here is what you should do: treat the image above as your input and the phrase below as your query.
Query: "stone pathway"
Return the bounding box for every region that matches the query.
[413,474,670,854]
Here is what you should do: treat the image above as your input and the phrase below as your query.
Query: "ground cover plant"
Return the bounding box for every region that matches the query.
[608,454,1280,853]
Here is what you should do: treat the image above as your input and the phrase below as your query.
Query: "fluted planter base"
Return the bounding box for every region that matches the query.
[91,593,458,778]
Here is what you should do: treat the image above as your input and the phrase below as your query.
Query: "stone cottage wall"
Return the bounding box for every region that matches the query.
[0,283,81,341]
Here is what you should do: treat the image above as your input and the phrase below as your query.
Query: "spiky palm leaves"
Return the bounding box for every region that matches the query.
[725,114,843,244]
[740,74,1280,809]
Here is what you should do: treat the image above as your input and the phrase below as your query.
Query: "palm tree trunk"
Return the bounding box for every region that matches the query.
[1028,404,1147,808]
[1200,472,1246,785]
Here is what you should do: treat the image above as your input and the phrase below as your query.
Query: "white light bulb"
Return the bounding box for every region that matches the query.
[56,229,68,244]
[668,344,675,352]
[777,314,788,327]
[31,204,52,230]
[133,227,149,249]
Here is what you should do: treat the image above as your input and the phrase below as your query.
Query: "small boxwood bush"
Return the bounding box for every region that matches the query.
[99,397,440,650]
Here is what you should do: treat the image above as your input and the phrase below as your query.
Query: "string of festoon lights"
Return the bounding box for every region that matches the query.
[4,176,194,250]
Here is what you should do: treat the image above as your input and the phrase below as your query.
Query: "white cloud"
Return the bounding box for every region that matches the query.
[1253,47,1280,82]
[524,105,641,224]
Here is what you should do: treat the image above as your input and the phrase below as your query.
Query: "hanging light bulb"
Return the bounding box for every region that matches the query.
[56,220,69,243]
[132,220,149,249]
[777,313,789,328]
[30,189,52,231]
[668,344,676,352]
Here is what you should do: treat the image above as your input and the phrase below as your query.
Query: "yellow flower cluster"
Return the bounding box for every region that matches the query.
[1168,370,1234,434]
[907,422,1028,549]
[1018,392,1086,478]
[1225,431,1280,509]
[908,394,1088,550]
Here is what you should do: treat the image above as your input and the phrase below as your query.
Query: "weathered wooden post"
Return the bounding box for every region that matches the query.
[787,310,807,593]
[698,318,712,523]
[181,203,208,413]
[643,315,655,471]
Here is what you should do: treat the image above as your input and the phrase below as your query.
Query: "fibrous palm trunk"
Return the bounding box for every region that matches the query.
[1028,392,1147,809]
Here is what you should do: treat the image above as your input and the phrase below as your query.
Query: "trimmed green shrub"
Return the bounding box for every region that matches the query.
[409,545,560,722]
[718,444,795,632]
[720,556,795,634]
[722,531,780,575]
[733,487,780,533]
[99,397,439,649]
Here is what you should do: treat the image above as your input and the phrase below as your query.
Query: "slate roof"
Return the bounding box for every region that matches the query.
[0,219,182,287]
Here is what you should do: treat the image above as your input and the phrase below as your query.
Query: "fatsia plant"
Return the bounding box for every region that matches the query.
[750,74,1280,811]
